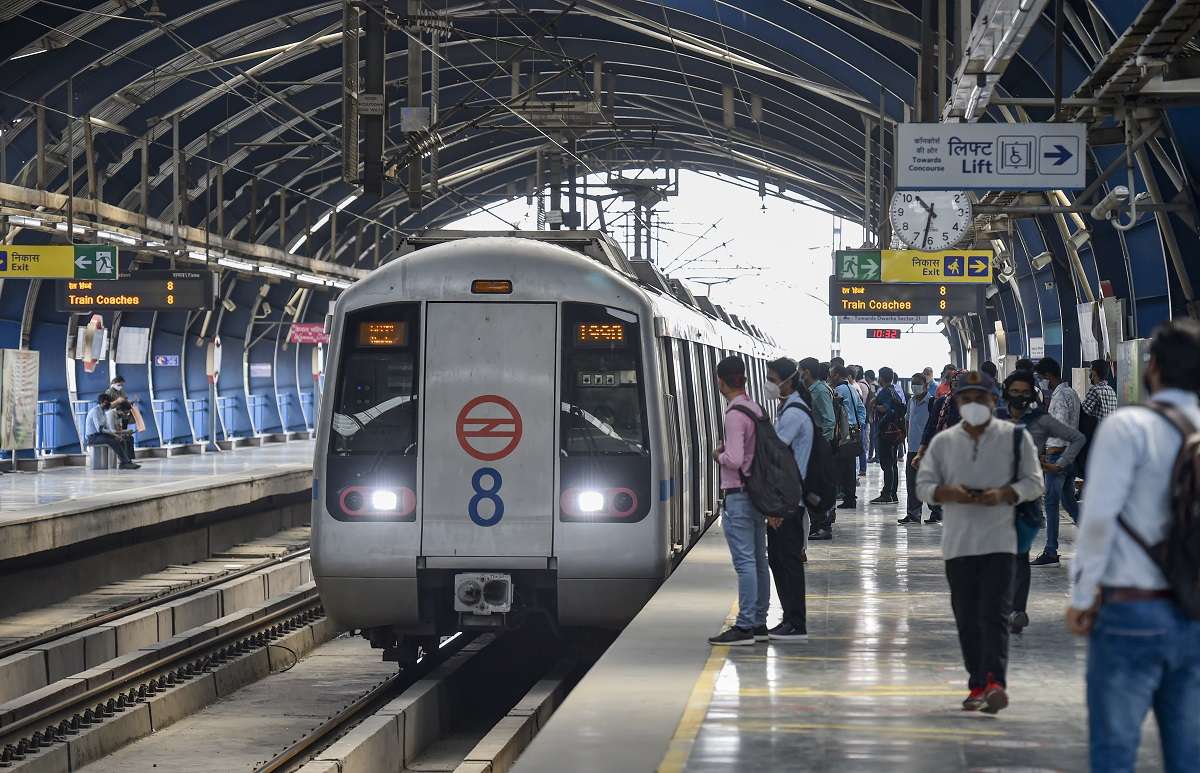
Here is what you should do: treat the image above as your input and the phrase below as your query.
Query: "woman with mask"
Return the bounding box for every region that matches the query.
[1002,371,1085,634]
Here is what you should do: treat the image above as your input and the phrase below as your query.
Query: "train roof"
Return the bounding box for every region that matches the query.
[390,231,777,357]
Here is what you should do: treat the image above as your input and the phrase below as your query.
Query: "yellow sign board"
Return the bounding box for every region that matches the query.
[881,250,993,283]
[0,244,118,279]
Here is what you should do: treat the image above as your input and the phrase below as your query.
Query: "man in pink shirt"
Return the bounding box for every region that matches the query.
[708,356,770,646]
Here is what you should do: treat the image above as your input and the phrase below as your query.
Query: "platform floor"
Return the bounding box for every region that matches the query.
[517,467,1163,772]
[0,440,315,521]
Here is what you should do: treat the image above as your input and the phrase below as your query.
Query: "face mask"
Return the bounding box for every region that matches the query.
[912,384,927,396]
[112,383,123,392]
[959,402,992,427]
[764,381,781,402]
[1036,377,1050,393]
[1008,394,1033,411]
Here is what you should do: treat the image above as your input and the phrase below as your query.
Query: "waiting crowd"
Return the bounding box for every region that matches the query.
[708,319,1200,773]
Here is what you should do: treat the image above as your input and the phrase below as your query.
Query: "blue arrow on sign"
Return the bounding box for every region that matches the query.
[967,256,989,276]
[1043,144,1073,166]
[944,256,964,277]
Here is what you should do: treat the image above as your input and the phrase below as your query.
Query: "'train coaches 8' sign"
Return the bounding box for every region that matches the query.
[897,123,1087,191]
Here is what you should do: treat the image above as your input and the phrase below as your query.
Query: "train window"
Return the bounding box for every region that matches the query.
[561,303,648,456]
[329,302,421,456]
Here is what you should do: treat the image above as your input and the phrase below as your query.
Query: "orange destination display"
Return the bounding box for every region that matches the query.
[357,321,409,347]
[576,322,625,346]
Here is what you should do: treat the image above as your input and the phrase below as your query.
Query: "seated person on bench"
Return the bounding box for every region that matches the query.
[86,393,140,470]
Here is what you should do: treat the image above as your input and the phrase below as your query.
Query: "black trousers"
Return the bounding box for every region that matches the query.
[767,513,807,630]
[905,451,923,517]
[877,439,899,498]
[837,445,858,502]
[88,432,132,465]
[945,553,1015,689]
[1012,552,1031,613]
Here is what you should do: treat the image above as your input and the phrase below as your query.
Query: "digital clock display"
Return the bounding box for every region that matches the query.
[576,322,625,346]
[56,271,213,312]
[867,328,902,339]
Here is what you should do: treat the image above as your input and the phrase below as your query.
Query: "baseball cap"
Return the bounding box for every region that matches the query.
[953,370,995,396]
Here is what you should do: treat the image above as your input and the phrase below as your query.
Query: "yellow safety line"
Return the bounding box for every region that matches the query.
[657,605,736,773]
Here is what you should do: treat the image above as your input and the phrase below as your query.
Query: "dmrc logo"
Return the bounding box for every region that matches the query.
[0,251,7,272]
[455,395,523,527]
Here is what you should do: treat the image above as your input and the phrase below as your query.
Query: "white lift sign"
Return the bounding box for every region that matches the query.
[897,123,1087,191]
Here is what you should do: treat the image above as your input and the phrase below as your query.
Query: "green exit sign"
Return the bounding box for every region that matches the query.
[835,250,882,281]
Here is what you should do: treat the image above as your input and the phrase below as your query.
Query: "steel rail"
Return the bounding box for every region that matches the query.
[0,545,312,662]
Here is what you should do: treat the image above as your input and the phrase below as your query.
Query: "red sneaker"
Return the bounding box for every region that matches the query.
[980,678,1008,714]
[961,687,986,711]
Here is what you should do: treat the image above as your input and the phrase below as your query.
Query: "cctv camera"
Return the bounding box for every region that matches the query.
[1031,252,1053,271]
[221,298,237,313]
[1090,186,1130,221]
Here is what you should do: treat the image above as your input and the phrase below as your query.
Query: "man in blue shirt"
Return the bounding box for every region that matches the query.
[899,372,933,524]
[831,365,866,509]
[765,357,812,641]
[871,367,906,504]
[85,393,139,469]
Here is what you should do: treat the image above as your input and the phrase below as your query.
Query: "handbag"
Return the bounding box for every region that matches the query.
[1011,427,1044,554]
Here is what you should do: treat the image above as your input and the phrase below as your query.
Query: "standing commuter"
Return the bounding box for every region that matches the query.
[764,357,811,641]
[899,372,932,525]
[1031,357,1082,566]
[871,367,905,505]
[1082,360,1118,421]
[709,356,769,646]
[800,357,836,541]
[853,366,870,478]
[1067,320,1200,773]
[916,372,1044,714]
[911,366,962,524]
[1002,371,1084,634]
[864,370,879,462]
[831,365,866,510]
[85,394,140,470]
[923,366,938,392]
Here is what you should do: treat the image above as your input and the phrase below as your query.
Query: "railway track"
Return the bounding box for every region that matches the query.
[0,588,325,769]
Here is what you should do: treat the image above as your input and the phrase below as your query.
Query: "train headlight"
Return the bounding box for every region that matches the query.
[577,490,605,513]
[371,489,399,512]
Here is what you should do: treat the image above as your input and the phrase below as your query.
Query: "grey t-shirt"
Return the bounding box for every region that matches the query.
[916,419,1046,559]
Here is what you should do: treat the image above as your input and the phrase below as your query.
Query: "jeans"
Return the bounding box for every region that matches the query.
[87,432,132,465]
[905,451,923,517]
[877,439,899,498]
[767,511,807,630]
[858,420,869,474]
[945,553,1015,689]
[1044,451,1079,553]
[722,492,769,630]
[1087,600,1200,773]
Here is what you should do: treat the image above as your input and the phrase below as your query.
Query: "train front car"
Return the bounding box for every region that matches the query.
[311,236,666,661]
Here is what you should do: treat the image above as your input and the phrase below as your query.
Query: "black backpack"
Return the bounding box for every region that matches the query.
[1118,403,1200,619]
[781,401,838,513]
[729,403,805,518]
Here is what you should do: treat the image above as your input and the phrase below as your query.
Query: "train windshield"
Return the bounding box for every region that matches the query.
[329,303,421,456]
[561,302,648,456]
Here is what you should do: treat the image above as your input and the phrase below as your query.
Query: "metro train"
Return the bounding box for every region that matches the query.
[311,231,782,661]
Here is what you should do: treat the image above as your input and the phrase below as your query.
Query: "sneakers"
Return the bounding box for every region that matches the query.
[870,494,899,504]
[119,462,141,470]
[961,687,986,711]
[1010,610,1030,634]
[767,622,809,642]
[1030,551,1060,566]
[924,514,942,524]
[980,678,1009,714]
[752,625,769,642]
[897,515,922,525]
[708,627,755,646]
[837,500,857,509]
[809,528,833,541]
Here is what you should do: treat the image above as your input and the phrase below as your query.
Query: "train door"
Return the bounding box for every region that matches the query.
[420,302,557,557]
[658,340,685,552]
[678,342,704,536]
[693,342,716,520]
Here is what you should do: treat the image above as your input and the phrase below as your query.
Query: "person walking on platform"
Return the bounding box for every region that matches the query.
[899,372,932,525]
[709,356,769,646]
[800,357,836,541]
[1002,371,1084,634]
[1031,357,1082,567]
[916,371,1044,714]
[871,367,905,505]
[853,366,870,478]
[85,393,140,470]
[911,366,962,524]
[1067,320,1200,773]
[764,357,811,642]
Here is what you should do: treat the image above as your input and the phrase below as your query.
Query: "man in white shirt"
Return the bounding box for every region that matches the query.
[1031,357,1082,566]
[1067,320,1200,773]
[917,371,1044,715]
